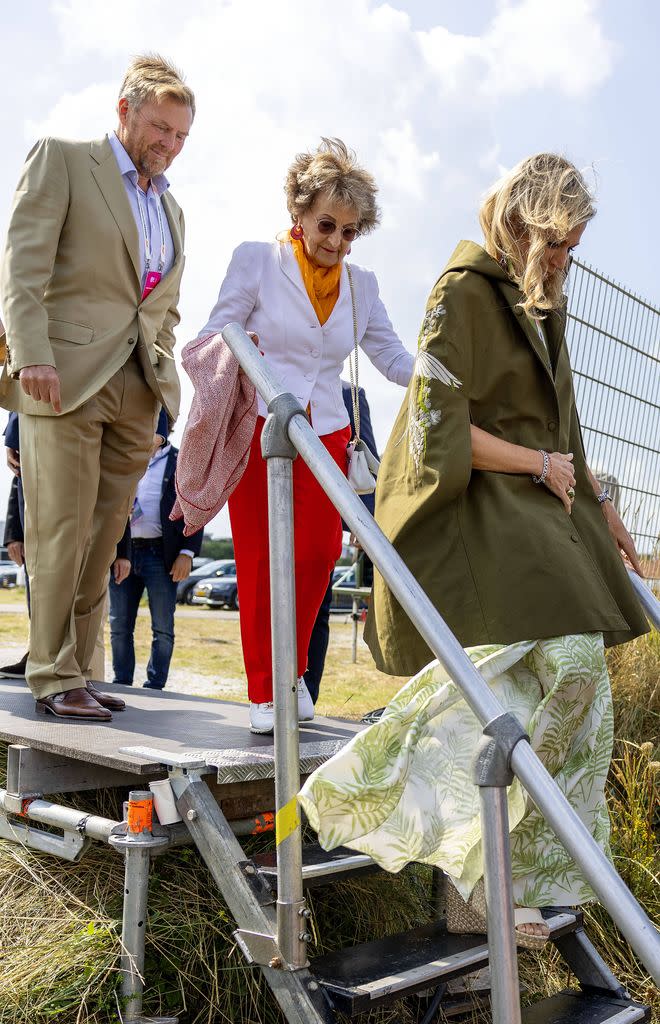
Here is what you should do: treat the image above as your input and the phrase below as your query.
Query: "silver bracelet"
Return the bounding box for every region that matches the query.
[532,450,549,485]
[597,487,612,504]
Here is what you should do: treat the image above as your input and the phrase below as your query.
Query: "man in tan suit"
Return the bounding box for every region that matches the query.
[0,55,194,720]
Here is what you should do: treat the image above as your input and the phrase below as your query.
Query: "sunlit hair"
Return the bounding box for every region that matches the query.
[119,54,196,120]
[479,153,595,317]
[284,138,380,234]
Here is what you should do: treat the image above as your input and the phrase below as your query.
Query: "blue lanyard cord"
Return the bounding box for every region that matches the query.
[135,182,166,274]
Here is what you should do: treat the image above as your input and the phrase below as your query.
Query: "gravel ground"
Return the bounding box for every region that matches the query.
[0,641,246,700]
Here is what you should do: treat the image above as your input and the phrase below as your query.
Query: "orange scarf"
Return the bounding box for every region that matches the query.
[288,231,342,325]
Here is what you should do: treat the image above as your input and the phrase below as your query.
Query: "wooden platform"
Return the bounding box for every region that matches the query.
[0,676,364,784]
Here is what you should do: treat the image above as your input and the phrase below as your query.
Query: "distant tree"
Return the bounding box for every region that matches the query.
[200,536,234,559]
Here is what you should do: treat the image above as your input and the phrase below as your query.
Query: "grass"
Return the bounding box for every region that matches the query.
[0,591,407,716]
[0,597,658,1022]
[608,629,660,751]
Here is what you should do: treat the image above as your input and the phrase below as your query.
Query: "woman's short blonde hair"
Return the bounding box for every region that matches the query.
[285,138,380,234]
[119,54,196,119]
[479,153,595,316]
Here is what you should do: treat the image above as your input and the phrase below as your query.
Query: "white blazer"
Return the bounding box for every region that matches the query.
[198,240,414,435]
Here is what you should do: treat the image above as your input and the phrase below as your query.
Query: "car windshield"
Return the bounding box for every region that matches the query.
[190,559,235,578]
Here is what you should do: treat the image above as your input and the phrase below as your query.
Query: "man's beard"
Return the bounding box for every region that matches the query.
[135,147,168,180]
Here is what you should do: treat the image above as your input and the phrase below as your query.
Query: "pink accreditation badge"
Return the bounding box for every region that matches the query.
[141,270,162,301]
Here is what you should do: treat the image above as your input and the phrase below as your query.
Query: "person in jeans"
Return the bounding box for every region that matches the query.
[109,412,203,689]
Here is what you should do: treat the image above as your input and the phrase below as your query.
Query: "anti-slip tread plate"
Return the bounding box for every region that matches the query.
[0,677,362,776]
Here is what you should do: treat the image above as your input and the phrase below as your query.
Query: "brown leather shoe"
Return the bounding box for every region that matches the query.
[35,687,112,721]
[86,680,126,711]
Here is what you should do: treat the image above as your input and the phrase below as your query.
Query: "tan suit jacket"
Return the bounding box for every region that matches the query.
[0,135,184,419]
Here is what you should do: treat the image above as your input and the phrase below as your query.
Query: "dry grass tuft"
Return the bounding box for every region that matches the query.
[607,630,660,751]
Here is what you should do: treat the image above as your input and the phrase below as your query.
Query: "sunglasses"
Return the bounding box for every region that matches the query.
[315,217,361,242]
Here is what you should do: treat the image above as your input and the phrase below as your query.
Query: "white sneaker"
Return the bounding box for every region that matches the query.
[297,678,315,722]
[249,701,274,734]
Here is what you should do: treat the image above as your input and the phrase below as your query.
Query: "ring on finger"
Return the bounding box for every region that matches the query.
[566,486,576,501]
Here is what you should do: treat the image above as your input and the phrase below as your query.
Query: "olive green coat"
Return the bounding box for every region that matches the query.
[365,241,648,676]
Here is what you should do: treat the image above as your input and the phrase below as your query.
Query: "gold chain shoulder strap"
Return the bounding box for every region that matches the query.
[346,263,360,441]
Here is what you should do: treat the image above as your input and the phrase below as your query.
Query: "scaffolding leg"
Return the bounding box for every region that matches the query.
[109,791,175,1024]
[120,844,150,1018]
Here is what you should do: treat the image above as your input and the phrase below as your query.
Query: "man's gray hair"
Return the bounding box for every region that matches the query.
[119,53,195,119]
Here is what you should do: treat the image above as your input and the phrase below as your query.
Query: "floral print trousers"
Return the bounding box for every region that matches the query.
[299,633,613,907]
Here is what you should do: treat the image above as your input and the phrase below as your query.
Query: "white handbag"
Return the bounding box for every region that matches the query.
[345,264,380,495]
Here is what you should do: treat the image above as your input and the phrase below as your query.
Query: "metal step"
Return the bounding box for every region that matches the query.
[521,990,650,1023]
[311,920,490,1014]
[253,843,378,889]
[311,910,581,1016]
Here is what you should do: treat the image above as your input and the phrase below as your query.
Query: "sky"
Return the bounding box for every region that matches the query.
[1,0,658,538]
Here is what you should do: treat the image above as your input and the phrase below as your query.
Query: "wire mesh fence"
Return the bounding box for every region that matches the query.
[566,259,660,580]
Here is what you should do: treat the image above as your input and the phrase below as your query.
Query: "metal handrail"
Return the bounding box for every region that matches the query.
[627,568,660,630]
[221,323,660,986]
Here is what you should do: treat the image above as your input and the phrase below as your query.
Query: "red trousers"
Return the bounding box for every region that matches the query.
[229,417,350,703]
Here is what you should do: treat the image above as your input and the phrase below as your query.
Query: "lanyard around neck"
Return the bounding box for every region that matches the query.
[135,181,166,274]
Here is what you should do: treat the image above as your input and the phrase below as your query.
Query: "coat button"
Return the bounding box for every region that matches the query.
[547,420,557,431]
[127,337,135,345]
[570,534,579,543]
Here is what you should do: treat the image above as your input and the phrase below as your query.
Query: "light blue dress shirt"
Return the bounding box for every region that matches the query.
[107,132,175,285]
[130,444,194,558]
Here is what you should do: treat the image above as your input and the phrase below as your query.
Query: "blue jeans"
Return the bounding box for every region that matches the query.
[109,543,177,689]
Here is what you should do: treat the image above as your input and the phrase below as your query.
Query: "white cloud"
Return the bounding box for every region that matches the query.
[26,84,116,142]
[420,0,616,100]
[2,0,617,536]
[483,0,616,98]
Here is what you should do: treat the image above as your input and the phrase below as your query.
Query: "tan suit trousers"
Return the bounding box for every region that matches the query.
[89,591,109,682]
[20,356,157,699]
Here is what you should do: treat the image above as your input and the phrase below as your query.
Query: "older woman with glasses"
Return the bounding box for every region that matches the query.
[197,138,417,734]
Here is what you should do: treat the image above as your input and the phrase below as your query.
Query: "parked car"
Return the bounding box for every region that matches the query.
[0,560,18,589]
[330,565,368,612]
[191,572,239,610]
[176,559,236,605]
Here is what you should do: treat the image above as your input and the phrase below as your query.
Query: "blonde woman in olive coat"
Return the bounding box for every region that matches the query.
[299,154,648,949]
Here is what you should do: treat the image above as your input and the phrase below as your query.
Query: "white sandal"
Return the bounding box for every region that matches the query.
[514,907,550,950]
[446,879,549,951]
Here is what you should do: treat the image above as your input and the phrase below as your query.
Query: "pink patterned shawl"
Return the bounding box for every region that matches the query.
[170,333,257,536]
